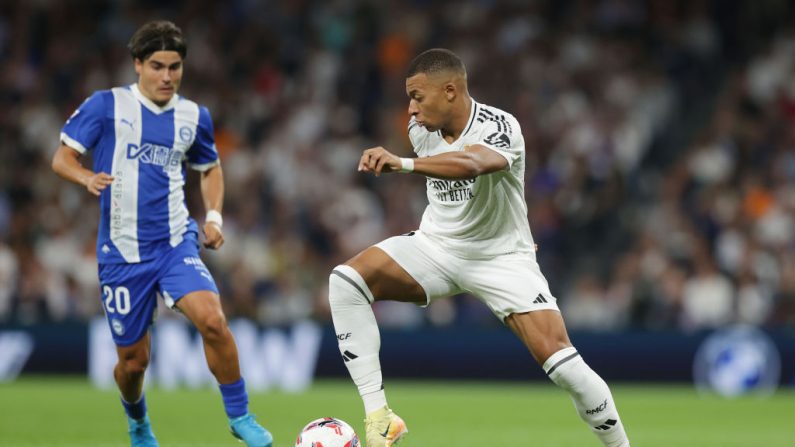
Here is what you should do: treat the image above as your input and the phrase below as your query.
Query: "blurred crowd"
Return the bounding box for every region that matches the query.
[1,0,794,332]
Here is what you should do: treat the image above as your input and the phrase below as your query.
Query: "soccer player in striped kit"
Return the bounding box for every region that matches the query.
[52,21,272,447]
[329,49,631,447]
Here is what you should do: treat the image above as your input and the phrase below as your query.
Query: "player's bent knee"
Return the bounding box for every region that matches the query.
[535,340,574,366]
[544,348,606,394]
[118,352,149,376]
[122,359,148,376]
[329,265,373,307]
[197,312,229,341]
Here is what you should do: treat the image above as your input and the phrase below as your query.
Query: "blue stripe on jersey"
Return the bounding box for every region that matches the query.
[83,91,117,263]
[60,91,107,153]
[61,84,216,264]
[188,107,219,169]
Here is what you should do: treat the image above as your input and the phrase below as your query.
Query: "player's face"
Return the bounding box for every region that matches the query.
[406,73,452,132]
[134,50,183,106]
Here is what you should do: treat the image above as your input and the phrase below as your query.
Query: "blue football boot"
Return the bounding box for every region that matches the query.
[230,413,273,447]
[128,415,158,447]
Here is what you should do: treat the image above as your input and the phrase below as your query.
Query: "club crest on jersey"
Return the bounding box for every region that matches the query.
[179,126,194,143]
[127,143,183,172]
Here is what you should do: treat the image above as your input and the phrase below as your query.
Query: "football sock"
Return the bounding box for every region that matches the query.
[121,393,147,421]
[219,377,249,419]
[544,347,630,447]
[329,265,387,414]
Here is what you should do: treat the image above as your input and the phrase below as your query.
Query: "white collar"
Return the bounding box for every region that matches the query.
[462,98,478,137]
[440,98,478,145]
[130,83,179,114]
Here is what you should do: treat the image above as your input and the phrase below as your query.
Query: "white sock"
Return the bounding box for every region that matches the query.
[544,347,630,447]
[329,265,387,414]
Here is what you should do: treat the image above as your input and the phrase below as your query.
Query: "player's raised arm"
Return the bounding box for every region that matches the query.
[357,146,402,176]
[358,144,507,180]
[200,163,225,249]
[51,144,114,196]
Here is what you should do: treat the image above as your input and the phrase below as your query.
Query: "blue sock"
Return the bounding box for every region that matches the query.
[219,378,249,419]
[121,394,147,421]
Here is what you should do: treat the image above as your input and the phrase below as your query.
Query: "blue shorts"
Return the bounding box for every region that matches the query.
[98,236,219,346]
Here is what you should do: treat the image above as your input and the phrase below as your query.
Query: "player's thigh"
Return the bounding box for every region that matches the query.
[158,239,220,319]
[461,252,560,320]
[98,262,159,347]
[348,231,461,303]
[462,252,571,363]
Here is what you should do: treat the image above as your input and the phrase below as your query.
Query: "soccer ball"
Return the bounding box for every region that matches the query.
[295,417,360,447]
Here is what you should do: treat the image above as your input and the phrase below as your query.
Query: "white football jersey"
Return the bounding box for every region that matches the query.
[408,99,535,259]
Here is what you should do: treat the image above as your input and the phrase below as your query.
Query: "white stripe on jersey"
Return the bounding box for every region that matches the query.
[110,87,142,263]
[169,100,199,247]
[60,132,88,153]
[188,160,220,171]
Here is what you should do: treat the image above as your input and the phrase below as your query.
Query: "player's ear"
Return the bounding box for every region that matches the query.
[444,82,457,102]
[133,58,143,76]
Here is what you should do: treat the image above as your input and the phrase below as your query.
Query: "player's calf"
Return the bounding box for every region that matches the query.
[544,347,630,447]
[329,265,388,413]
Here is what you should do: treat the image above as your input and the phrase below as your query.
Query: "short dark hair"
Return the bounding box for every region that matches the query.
[406,48,466,78]
[128,20,187,61]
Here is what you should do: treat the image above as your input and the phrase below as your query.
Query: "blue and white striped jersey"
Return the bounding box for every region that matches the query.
[61,83,219,264]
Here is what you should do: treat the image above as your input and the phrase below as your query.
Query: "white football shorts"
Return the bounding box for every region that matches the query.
[374,230,559,321]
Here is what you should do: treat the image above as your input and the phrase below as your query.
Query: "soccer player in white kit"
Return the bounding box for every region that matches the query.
[329,49,631,447]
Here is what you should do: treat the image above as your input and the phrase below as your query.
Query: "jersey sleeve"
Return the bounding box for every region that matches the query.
[60,91,106,154]
[187,106,221,171]
[475,116,522,168]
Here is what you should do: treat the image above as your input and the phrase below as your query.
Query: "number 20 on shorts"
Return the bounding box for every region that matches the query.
[103,285,131,315]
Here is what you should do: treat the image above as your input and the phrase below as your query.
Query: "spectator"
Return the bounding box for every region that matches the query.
[0,0,794,333]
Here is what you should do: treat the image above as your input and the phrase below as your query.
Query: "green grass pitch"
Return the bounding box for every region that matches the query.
[2,376,794,446]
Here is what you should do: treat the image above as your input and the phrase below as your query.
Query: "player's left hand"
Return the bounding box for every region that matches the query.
[358,146,401,176]
[202,222,224,249]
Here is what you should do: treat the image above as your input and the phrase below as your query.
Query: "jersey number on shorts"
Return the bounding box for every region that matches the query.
[103,285,131,315]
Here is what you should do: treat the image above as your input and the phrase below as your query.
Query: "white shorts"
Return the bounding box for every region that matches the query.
[374,230,559,321]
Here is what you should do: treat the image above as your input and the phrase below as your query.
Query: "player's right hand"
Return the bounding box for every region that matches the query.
[85,172,114,196]
[202,222,224,250]
[358,146,401,176]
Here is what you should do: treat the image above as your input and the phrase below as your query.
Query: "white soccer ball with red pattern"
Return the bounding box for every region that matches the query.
[295,417,360,447]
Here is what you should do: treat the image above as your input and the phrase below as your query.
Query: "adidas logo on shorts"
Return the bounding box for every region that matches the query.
[532,293,548,304]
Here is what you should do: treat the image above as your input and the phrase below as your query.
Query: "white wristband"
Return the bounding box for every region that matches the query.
[399,157,415,173]
[206,209,223,228]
